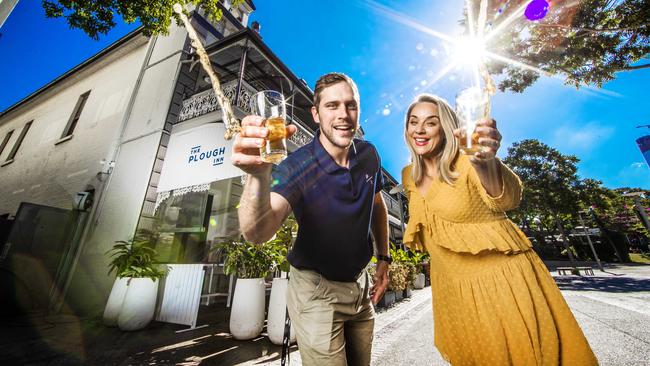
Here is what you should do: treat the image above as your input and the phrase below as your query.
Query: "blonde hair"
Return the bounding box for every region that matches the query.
[404,94,460,185]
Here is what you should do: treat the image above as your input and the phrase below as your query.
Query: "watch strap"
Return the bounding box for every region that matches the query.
[376,254,393,264]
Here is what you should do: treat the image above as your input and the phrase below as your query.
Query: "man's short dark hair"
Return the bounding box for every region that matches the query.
[313,72,360,109]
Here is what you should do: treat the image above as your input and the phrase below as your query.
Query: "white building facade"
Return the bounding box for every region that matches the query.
[0,1,405,316]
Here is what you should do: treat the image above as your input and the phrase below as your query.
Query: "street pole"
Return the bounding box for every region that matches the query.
[628,194,650,234]
[578,210,604,272]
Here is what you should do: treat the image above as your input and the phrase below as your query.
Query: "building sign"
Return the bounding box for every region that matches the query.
[157,123,243,192]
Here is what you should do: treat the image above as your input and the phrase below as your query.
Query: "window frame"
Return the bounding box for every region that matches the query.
[5,121,33,163]
[60,90,91,139]
[0,130,14,159]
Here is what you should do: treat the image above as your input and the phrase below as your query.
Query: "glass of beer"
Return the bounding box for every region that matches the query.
[250,90,287,164]
[455,87,489,155]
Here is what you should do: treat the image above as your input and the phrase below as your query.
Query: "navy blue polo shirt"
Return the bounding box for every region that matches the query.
[271,132,385,282]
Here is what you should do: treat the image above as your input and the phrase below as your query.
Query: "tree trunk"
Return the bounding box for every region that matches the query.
[590,211,624,263]
[555,217,576,263]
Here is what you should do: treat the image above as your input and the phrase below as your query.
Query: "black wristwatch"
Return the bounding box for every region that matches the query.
[376,254,393,264]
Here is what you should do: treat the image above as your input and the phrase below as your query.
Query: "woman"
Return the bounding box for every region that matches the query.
[401,94,597,365]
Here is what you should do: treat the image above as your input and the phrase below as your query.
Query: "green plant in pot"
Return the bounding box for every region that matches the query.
[388,261,409,303]
[106,239,167,281]
[214,238,278,279]
[103,233,167,331]
[410,250,428,289]
[213,236,280,340]
[389,245,417,298]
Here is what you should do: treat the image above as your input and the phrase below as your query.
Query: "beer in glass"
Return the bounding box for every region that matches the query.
[455,87,489,155]
[250,90,287,164]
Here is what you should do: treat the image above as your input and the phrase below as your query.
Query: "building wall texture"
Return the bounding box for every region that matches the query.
[0,22,193,314]
[0,37,148,216]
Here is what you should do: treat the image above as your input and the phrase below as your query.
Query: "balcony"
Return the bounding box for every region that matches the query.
[381,191,402,218]
[178,79,314,149]
[175,29,320,148]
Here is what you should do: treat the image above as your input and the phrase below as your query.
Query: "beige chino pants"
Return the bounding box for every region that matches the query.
[286,266,375,366]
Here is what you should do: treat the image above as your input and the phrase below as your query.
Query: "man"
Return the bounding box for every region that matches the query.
[233,72,390,365]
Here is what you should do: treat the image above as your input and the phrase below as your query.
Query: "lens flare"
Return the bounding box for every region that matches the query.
[525,0,550,21]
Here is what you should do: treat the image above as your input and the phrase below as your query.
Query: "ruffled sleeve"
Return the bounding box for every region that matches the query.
[428,216,532,254]
[401,165,426,252]
[468,158,522,212]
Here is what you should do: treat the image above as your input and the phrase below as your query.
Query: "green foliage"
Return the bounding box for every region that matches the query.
[106,236,167,281]
[504,139,581,222]
[465,0,650,92]
[213,238,279,279]
[503,139,649,260]
[408,249,429,268]
[630,253,650,264]
[213,216,297,278]
[264,216,298,272]
[389,244,410,263]
[594,188,650,237]
[42,0,245,40]
[387,244,419,290]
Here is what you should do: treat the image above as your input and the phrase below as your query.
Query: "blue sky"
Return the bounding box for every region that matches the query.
[1,0,648,189]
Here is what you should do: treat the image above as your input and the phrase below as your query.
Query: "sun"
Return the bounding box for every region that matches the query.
[453,36,487,67]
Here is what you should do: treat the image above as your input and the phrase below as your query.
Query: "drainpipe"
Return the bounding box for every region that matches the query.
[234,39,249,107]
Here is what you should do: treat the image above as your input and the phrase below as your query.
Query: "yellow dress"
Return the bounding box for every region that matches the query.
[402,155,597,366]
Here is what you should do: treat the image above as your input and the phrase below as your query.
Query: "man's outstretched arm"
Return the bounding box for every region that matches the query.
[233,115,296,243]
[239,172,292,243]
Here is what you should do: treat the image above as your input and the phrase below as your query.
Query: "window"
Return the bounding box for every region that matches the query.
[6,121,32,161]
[61,91,90,138]
[0,130,14,158]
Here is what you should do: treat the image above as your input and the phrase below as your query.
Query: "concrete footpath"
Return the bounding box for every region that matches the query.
[373,263,650,366]
[0,282,433,365]
[1,262,649,365]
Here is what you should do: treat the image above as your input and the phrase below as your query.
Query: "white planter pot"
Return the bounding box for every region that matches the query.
[230,278,265,340]
[267,278,296,345]
[413,273,425,289]
[103,277,130,327]
[117,278,159,331]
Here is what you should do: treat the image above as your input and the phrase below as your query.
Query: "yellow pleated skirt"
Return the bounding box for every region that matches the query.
[425,239,598,366]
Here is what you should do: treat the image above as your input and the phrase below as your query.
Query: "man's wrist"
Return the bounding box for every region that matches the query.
[248,167,272,180]
[376,254,392,264]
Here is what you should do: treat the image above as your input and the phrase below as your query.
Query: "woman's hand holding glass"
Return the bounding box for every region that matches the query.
[454,118,502,163]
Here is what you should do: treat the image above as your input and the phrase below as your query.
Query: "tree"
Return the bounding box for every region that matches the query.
[574,178,615,211]
[606,188,650,235]
[503,139,587,259]
[42,0,244,40]
[467,0,650,92]
[503,139,581,220]
[504,139,649,259]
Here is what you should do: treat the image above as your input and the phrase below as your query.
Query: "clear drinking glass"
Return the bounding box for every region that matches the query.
[250,90,287,164]
[455,87,489,155]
